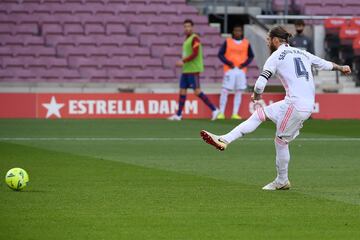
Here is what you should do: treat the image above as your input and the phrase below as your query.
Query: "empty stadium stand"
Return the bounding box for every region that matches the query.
[272,0,360,15]
[0,0,259,85]
[323,17,360,85]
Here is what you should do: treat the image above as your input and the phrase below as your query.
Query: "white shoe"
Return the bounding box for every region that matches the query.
[211,109,221,121]
[200,130,228,151]
[262,180,291,190]
[168,114,182,121]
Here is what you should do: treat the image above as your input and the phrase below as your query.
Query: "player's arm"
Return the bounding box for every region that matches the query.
[239,45,254,69]
[218,41,235,68]
[332,63,351,75]
[251,55,277,102]
[308,52,351,74]
[251,70,271,102]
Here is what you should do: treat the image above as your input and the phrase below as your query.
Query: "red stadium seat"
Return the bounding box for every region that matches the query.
[324,18,348,35]
[68,56,102,68]
[0,23,38,35]
[2,58,27,69]
[0,14,17,25]
[325,0,343,7]
[134,4,176,15]
[105,24,126,35]
[350,17,360,28]
[68,56,160,70]
[107,68,134,81]
[128,69,158,81]
[29,57,68,69]
[293,0,360,15]
[339,26,360,45]
[105,0,128,4]
[166,15,208,26]
[2,56,67,69]
[0,0,245,84]
[43,23,63,35]
[43,0,64,3]
[162,56,178,69]
[203,47,218,58]
[8,68,38,79]
[0,36,44,46]
[353,37,360,56]
[201,36,223,48]
[79,67,108,80]
[45,35,77,46]
[46,35,138,47]
[139,34,181,47]
[150,69,175,80]
[143,58,163,69]
[85,23,105,35]
[35,68,80,80]
[129,0,185,5]
[0,47,13,57]
[204,58,220,72]
[1,46,56,57]
[150,46,179,58]
[0,24,14,35]
[0,69,15,80]
[57,45,150,58]
[64,23,84,35]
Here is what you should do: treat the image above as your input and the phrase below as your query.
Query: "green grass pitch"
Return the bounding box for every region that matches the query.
[0,119,360,239]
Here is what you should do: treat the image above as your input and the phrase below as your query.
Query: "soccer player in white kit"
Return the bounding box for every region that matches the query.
[200,26,351,190]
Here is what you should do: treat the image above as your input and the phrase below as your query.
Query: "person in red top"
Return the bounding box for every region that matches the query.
[217,24,254,120]
[168,19,219,121]
[181,36,200,63]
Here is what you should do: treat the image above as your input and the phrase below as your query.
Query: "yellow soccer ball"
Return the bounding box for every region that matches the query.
[5,168,29,191]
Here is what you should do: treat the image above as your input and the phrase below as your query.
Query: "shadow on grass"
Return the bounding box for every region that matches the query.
[0,188,49,193]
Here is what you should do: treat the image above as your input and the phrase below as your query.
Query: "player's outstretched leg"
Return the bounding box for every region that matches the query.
[200,130,228,151]
[200,107,266,150]
[221,107,266,143]
[262,137,291,190]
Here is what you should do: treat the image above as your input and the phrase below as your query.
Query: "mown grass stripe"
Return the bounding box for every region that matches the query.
[0,137,359,141]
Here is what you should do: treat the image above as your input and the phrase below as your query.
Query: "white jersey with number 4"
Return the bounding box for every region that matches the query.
[260,44,333,112]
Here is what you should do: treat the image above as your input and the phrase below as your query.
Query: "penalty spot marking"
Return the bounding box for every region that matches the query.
[0,137,359,141]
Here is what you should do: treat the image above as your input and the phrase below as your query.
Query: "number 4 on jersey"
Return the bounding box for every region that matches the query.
[293,57,309,81]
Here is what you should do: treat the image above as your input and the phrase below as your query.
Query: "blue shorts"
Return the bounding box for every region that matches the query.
[179,74,200,89]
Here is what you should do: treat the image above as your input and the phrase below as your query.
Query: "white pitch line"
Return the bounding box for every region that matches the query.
[0,137,359,141]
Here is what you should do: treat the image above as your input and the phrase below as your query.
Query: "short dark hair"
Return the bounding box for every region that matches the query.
[233,24,243,30]
[294,19,305,26]
[183,19,194,26]
[269,26,292,43]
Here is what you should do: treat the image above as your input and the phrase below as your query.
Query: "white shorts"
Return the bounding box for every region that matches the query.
[263,100,312,143]
[222,68,247,91]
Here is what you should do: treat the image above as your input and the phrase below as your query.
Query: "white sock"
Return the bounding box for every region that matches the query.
[274,138,290,184]
[221,108,266,143]
[233,90,242,115]
[219,88,229,114]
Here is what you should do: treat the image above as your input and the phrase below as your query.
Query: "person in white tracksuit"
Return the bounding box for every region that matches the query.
[200,26,351,190]
[217,24,254,120]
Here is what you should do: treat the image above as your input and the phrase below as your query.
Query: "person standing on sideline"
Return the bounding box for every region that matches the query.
[289,20,314,54]
[217,24,254,120]
[168,19,220,121]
